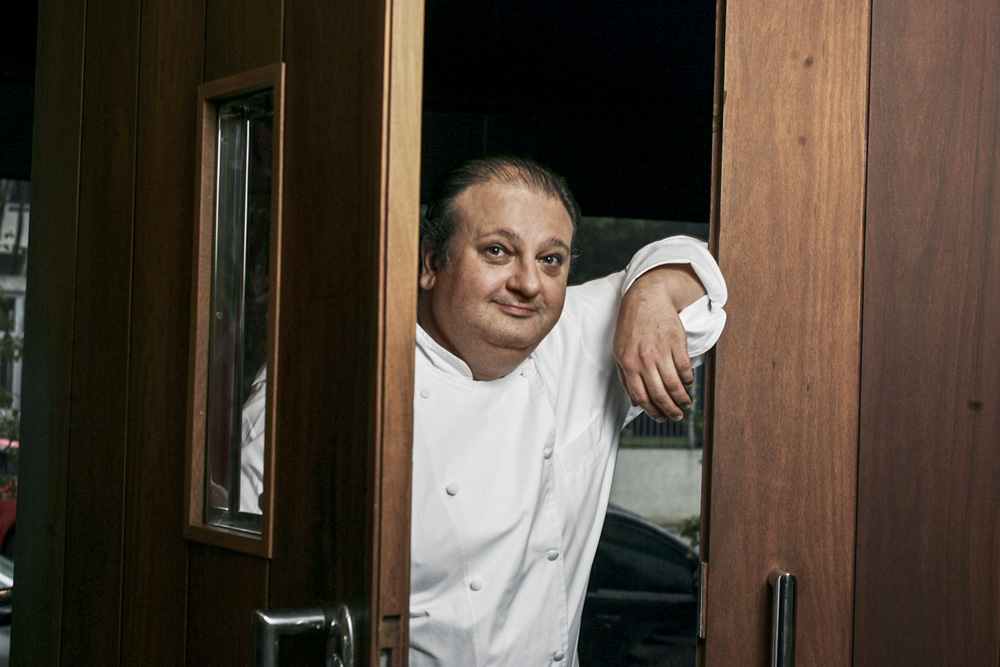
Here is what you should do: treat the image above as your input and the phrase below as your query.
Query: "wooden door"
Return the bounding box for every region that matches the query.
[703,0,870,664]
[705,0,1000,665]
[17,1,422,665]
[854,0,1000,664]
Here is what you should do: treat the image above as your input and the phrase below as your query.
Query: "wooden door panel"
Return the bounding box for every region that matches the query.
[204,0,283,83]
[121,1,206,663]
[182,2,280,663]
[855,0,1000,664]
[60,0,141,662]
[374,0,423,657]
[186,545,268,666]
[272,5,396,663]
[707,0,870,664]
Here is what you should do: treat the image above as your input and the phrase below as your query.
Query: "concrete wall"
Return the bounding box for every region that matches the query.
[610,447,702,526]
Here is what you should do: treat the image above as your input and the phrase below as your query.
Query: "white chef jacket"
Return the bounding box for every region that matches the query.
[409,236,727,667]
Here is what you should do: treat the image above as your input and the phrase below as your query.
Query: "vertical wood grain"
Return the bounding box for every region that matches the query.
[204,0,282,82]
[13,0,86,664]
[186,543,268,666]
[119,0,205,664]
[57,0,140,662]
[707,0,869,664]
[183,1,283,660]
[271,2,389,664]
[375,0,423,657]
[855,1,1000,664]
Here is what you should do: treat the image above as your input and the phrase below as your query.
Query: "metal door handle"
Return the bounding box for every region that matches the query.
[768,569,796,667]
[253,603,354,667]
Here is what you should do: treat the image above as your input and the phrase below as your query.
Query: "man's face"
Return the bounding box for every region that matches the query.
[418,180,574,380]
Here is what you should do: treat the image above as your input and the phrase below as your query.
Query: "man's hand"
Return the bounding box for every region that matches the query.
[613,264,707,422]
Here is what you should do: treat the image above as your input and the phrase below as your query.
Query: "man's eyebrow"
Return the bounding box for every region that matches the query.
[541,238,571,254]
[476,229,571,253]
[476,228,522,243]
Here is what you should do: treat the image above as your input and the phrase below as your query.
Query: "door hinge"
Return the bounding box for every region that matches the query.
[698,560,708,639]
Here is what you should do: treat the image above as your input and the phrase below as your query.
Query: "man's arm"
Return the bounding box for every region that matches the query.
[611,236,727,423]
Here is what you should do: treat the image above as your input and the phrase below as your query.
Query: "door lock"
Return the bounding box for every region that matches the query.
[253,603,354,667]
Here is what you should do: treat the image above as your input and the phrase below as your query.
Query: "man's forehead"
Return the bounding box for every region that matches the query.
[453,180,574,241]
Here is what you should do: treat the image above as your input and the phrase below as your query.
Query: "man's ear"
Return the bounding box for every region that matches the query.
[418,238,439,291]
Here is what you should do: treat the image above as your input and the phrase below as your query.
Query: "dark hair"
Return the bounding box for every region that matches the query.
[421,156,580,264]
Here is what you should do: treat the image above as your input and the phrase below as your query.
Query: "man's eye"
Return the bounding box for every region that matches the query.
[541,254,564,266]
[485,245,506,257]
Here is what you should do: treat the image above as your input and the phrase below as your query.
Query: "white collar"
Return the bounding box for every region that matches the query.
[415,324,475,379]
[415,325,539,383]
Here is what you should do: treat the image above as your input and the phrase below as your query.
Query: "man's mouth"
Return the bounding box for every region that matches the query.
[496,302,537,317]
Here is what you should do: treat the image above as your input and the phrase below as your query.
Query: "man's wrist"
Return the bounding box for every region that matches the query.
[632,264,707,312]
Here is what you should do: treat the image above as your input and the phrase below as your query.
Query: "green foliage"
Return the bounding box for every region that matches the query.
[678,514,700,552]
[679,513,701,585]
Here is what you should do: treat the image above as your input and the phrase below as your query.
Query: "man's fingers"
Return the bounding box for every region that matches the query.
[618,362,660,420]
[648,357,689,421]
[618,358,689,422]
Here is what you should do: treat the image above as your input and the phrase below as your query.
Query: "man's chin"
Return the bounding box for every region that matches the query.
[486,325,551,353]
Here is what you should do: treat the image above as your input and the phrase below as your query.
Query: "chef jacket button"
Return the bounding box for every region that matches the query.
[520,363,536,379]
[469,578,484,591]
[445,482,459,496]
[553,651,566,661]
[543,447,553,459]
[546,550,559,561]
[419,388,430,399]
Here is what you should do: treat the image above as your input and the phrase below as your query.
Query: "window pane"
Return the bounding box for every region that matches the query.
[204,89,274,533]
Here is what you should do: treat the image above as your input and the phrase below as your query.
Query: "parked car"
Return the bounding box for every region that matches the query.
[579,505,699,667]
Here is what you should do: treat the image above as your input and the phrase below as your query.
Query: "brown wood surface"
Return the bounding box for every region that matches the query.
[119,1,205,664]
[186,543,268,666]
[375,0,423,658]
[57,0,140,663]
[854,1,1000,664]
[13,0,86,663]
[183,2,282,661]
[204,0,283,82]
[183,79,214,531]
[271,7,388,666]
[707,0,869,664]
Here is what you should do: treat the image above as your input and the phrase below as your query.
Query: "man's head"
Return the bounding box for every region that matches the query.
[421,156,580,266]
[418,157,579,380]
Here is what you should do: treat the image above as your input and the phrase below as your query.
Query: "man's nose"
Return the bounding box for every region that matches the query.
[508,258,542,297]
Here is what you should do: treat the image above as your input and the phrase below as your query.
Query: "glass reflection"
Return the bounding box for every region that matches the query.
[205,88,273,533]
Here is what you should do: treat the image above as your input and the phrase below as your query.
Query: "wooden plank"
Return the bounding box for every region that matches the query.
[707,0,869,664]
[204,0,283,82]
[375,0,423,657]
[271,1,389,664]
[58,0,141,663]
[12,0,86,664]
[118,0,205,664]
[186,543,268,666]
[854,1,1000,664]
[183,2,283,660]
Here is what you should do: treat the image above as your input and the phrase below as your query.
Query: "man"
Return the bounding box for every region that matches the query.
[240,156,726,662]
[409,156,726,666]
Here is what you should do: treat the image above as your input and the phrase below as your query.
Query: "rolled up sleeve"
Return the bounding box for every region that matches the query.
[621,235,728,364]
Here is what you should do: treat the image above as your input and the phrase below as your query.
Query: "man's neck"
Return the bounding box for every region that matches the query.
[417,297,533,381]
